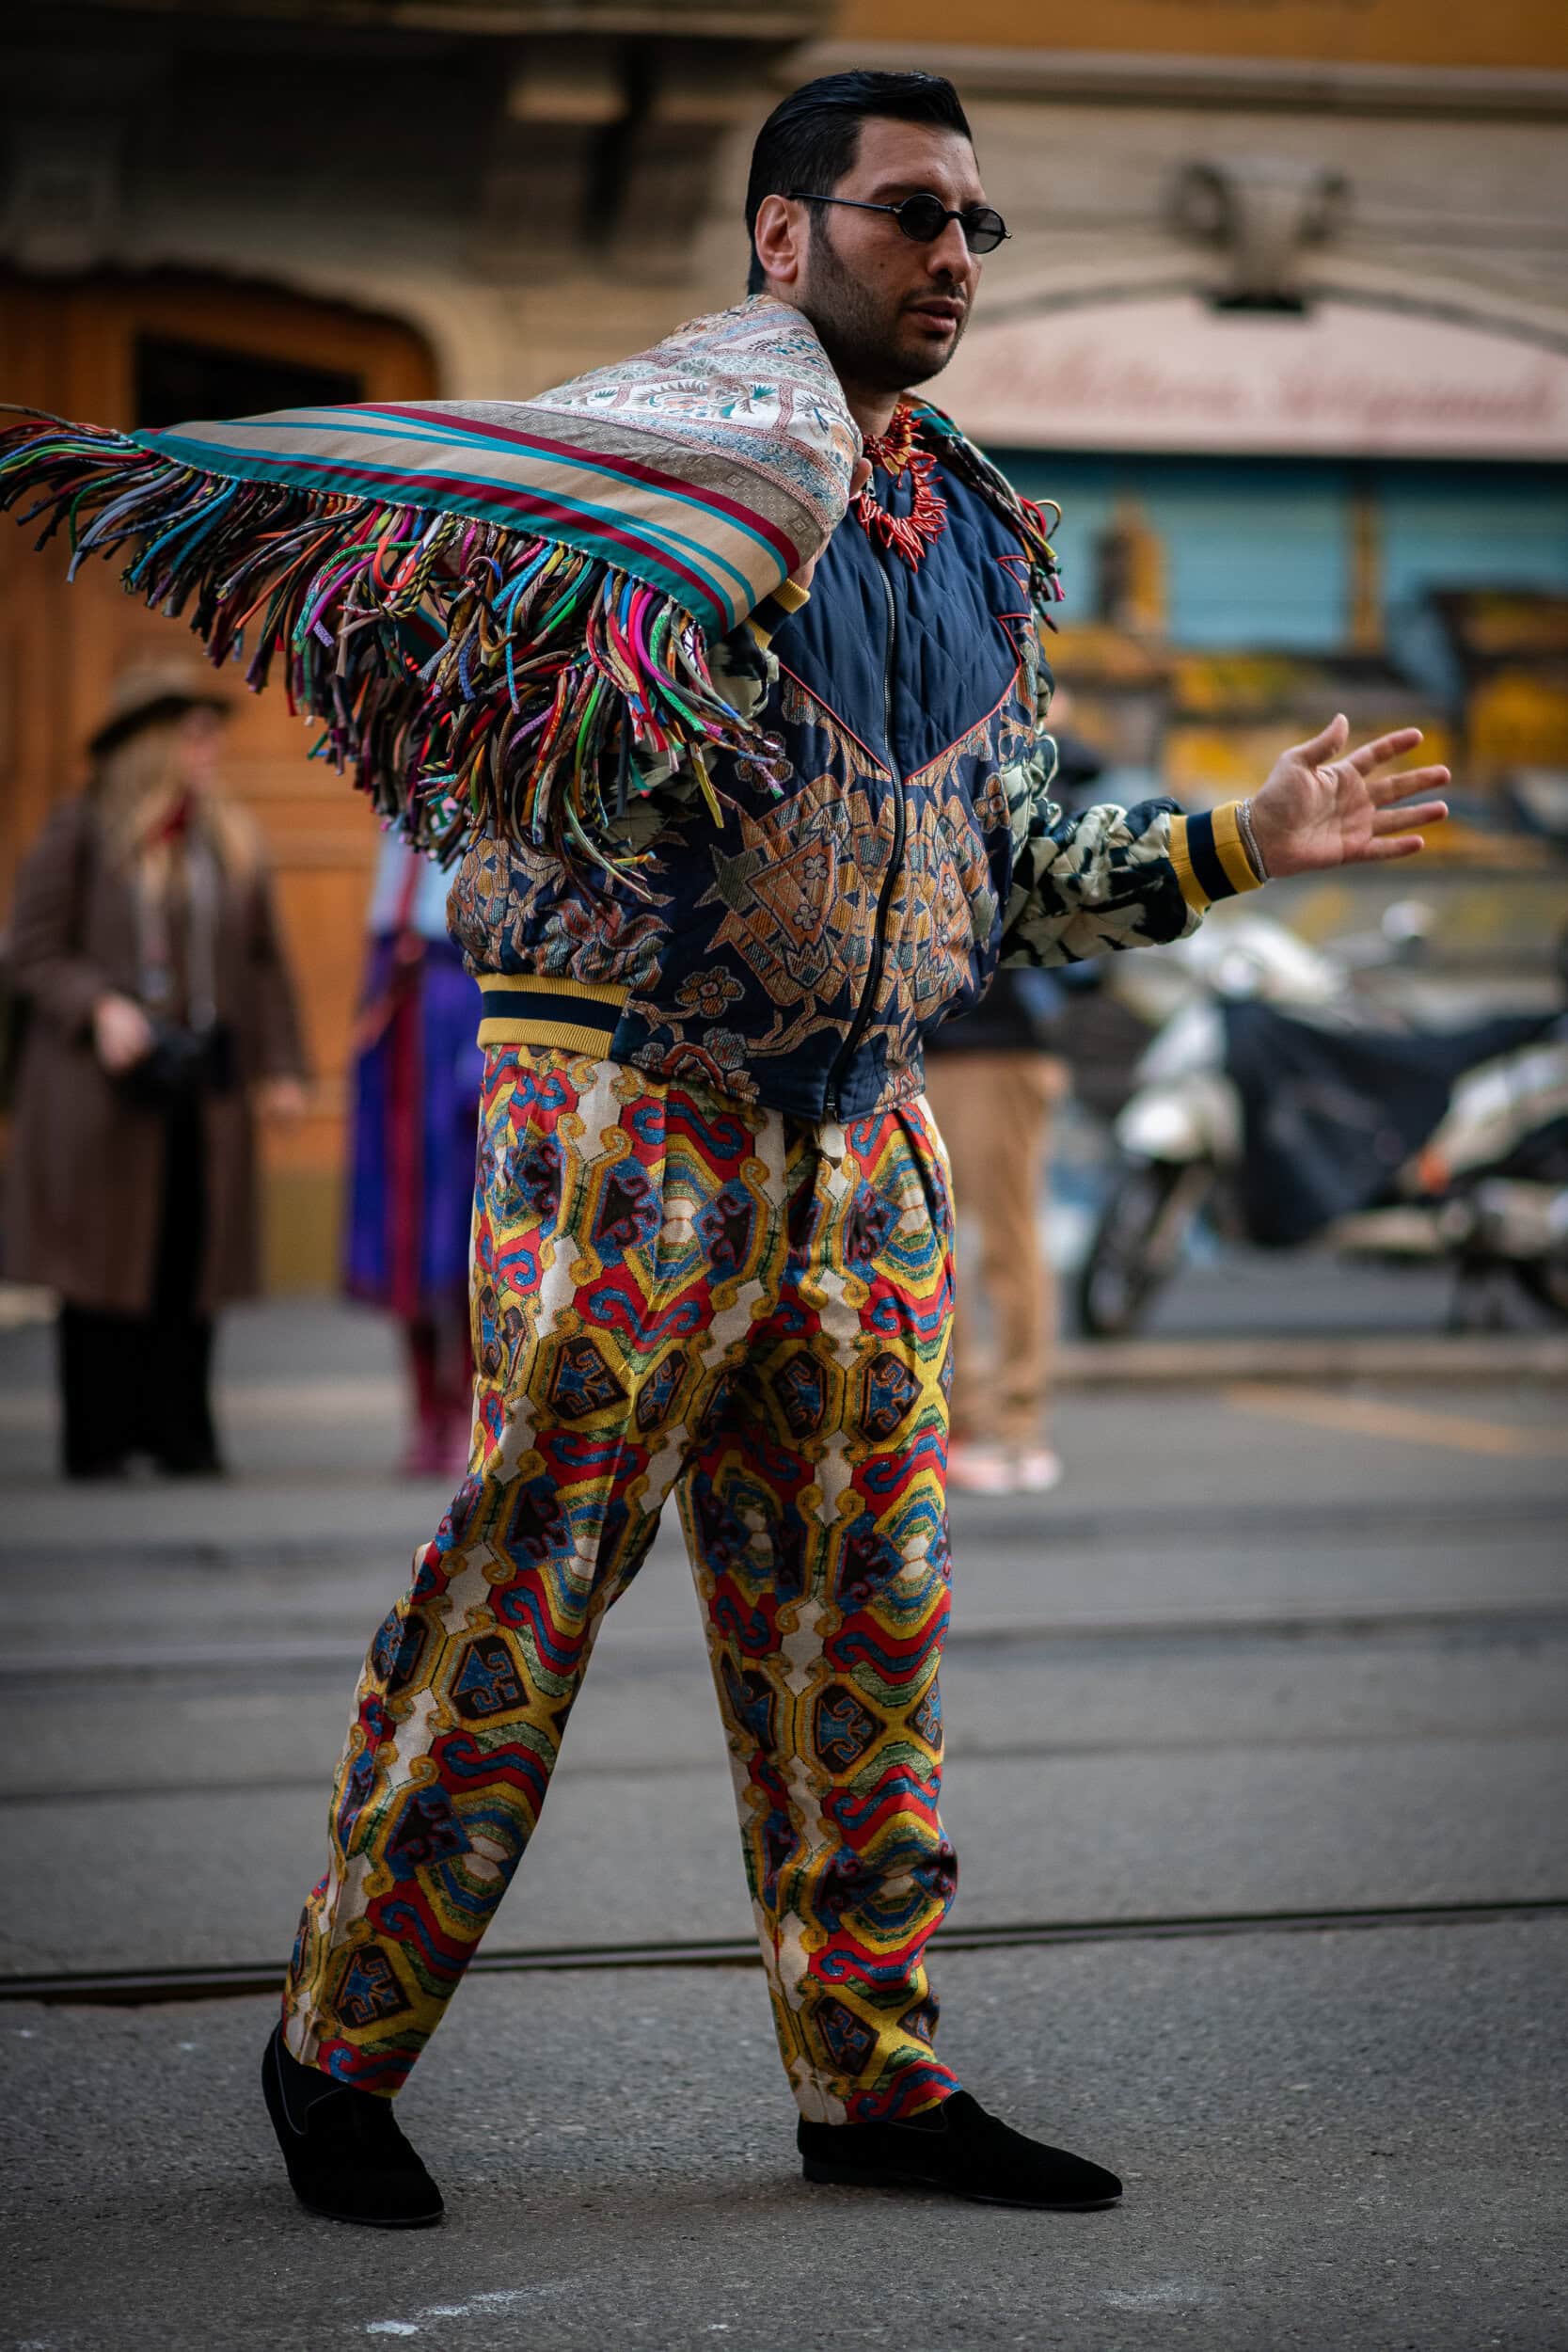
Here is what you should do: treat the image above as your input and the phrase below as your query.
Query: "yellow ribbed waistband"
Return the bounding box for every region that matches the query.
[475,971,629,1054]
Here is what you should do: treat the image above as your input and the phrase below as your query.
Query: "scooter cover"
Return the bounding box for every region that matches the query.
[1224,1000,1557,1248]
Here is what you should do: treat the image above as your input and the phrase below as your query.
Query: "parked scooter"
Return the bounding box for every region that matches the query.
[1078,909,1568,1334]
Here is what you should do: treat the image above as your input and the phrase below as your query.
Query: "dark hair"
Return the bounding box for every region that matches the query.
[744,71,974,294]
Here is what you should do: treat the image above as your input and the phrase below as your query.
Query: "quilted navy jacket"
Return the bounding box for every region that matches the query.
[450,417,1259,1121]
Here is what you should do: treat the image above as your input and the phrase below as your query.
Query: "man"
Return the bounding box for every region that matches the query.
[263,70,1448,2226]
[924,691,1106,1499]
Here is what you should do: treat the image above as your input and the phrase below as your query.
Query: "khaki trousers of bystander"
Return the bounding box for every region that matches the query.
[924,1052,1066,1452]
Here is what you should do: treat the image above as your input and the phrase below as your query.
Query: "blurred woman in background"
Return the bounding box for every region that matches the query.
[5,658,308,1479]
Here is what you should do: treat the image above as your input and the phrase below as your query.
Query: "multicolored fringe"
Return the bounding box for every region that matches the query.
[0,413,774,871]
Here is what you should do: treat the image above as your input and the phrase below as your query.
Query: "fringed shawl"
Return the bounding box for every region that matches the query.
[1,294,1061,870]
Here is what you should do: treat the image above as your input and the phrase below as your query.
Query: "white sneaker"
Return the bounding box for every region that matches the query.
[947,1440,1018,1496]
[1012,1447,1063,1495]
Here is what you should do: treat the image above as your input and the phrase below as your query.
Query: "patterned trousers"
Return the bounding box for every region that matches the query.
[284,1045,959,2123]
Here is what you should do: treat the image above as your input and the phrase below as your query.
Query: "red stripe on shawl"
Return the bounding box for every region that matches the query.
[227,449,731,619]
[377,403,803,571]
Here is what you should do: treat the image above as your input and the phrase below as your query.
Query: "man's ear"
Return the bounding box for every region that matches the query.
[752,193,806,291]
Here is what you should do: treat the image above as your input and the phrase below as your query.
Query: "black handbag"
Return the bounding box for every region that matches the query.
[120,1019,235,1108]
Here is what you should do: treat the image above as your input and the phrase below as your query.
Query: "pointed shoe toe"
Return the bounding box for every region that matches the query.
[261,2025,444,2228]
[800,2088,1121,2211]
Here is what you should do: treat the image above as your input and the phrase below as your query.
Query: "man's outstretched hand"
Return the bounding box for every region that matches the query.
[1247,716,1449,880]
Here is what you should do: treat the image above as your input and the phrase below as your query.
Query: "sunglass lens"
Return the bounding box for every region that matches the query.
[896,195,952,242]
[965,209,1006,254]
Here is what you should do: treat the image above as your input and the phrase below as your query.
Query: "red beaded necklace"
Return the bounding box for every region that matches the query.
[854,404,947,569]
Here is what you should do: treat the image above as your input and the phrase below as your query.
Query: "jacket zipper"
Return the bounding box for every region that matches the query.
[828,553,905,1120]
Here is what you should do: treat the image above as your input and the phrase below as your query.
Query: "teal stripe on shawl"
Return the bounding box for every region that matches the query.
[205,407,796,596]
[133,425,744,634]
[0,298,884,874]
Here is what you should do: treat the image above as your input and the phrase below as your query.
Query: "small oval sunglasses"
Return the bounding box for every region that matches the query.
[789,190,1009,256]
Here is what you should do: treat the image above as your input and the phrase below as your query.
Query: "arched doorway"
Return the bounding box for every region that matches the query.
[1,273,439,1286]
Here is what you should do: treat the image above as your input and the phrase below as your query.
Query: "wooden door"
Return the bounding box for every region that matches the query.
[0,273,438,1287]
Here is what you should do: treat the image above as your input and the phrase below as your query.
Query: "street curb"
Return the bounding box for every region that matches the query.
[1058,1333,1568,1384]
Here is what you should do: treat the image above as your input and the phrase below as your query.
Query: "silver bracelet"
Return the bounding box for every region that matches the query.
[1236,797,1269,883]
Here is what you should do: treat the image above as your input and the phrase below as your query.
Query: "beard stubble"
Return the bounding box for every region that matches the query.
[798,217,967,395]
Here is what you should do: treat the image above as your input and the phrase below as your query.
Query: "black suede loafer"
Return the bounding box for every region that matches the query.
[261,2024,444,2227]
[800,2090,1121,2210]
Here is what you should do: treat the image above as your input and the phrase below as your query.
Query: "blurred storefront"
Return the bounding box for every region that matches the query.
[815,0,1568,971]
[937,309,1568,844]
[1,0,1565,1280]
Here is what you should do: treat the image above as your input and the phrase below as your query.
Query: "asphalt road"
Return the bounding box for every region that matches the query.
[2,1298,1566,2350]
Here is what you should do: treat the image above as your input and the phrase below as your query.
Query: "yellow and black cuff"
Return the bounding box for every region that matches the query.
[1168,803,1266,914]
[747,576,811,649]
[476,972,628,1055]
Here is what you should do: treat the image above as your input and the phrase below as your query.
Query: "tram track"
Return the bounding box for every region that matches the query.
[6,1897,1563,2009]
[11,1709,1568,1812]
[1,1483,1561,1581]
[5,1598,1565,1687]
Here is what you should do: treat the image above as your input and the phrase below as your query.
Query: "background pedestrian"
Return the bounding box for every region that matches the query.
[925,691,1106,1495]
[4,658,309,1478]
[343,834,483,1479]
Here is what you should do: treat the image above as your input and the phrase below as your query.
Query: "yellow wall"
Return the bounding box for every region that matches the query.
[835,0,1568,72]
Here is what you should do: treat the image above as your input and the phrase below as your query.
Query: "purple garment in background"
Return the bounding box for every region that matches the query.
[343,931,484,1313]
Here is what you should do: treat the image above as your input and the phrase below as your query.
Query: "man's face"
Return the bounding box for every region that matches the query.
[796,118,987,395]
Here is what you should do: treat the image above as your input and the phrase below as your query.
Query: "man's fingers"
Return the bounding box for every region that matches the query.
[1344,725,1424,776]
[1368,763,1450,804]
[1296,712,1350,765]
[1362,834,1429,862]
[1371,799,1448,834]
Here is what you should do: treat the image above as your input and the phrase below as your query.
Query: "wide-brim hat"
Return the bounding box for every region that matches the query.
[87,656,232,760]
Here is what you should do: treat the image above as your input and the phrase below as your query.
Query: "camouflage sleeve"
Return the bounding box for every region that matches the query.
[999,675,1263,969]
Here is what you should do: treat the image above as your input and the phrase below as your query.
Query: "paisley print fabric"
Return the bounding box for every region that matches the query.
[284,1043,958,2124]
